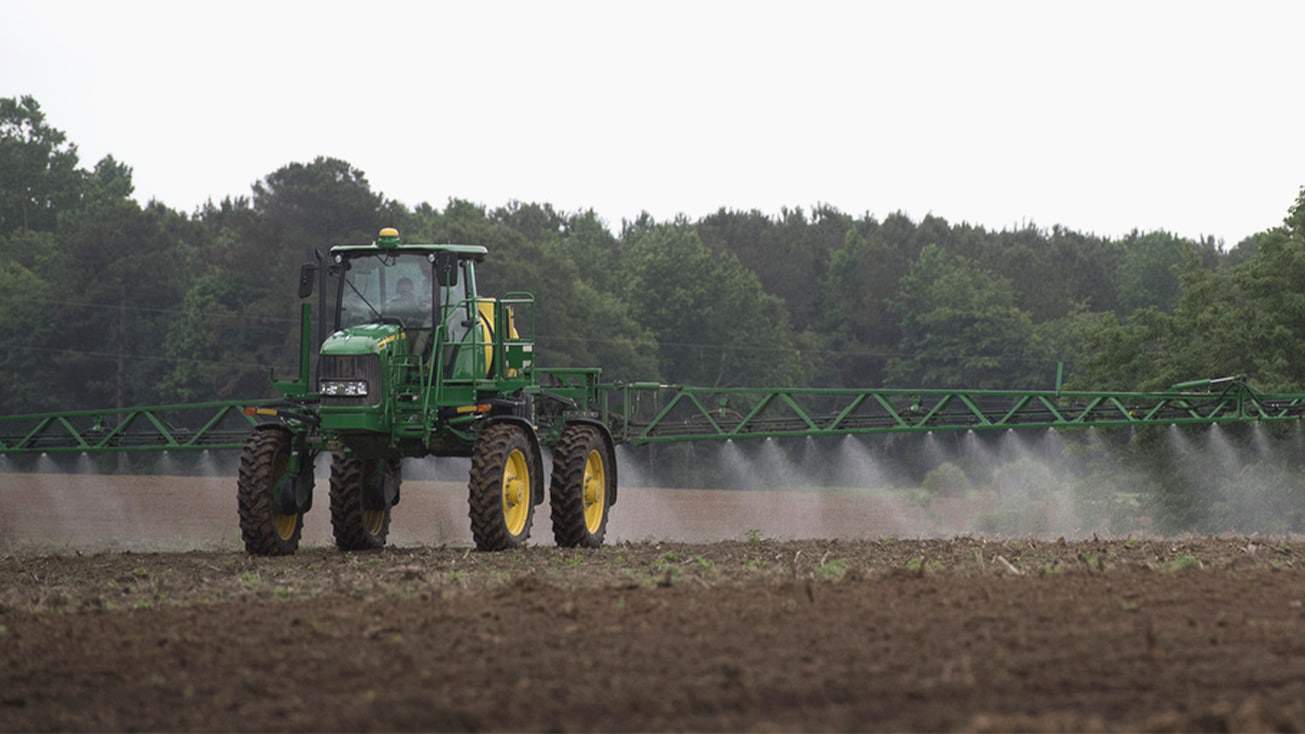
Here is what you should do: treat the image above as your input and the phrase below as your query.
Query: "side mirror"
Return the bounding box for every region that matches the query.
[298,263,317,299]
[433,252,459,287]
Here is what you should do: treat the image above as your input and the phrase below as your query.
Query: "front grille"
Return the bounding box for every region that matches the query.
[318,354,381,405]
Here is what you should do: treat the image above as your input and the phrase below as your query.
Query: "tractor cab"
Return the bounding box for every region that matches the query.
[321,229,492,383]
[333,235,479,345]
[303,228,535,445]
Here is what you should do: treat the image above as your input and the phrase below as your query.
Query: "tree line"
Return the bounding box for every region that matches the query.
[2,94,1303,414]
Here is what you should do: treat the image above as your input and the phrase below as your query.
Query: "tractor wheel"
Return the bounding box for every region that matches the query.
[329,455,395,551]
[549,424,613,548]
[468,422,537,550]
[237,428,303,556]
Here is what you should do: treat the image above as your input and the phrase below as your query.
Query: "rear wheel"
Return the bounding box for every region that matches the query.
[330,455,395,551]
[468,423,538,550]
[550,425,613,547]
[237,428,303,556]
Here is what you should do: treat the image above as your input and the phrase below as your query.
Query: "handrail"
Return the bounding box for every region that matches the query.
[422,323,446,437]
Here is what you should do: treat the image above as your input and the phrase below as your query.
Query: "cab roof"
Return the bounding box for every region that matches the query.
[329,243,488,259]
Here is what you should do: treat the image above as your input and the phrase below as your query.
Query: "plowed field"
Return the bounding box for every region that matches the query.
[3,475,1305,731]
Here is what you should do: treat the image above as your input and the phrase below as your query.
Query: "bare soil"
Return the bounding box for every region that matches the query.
[4,474,1305,731]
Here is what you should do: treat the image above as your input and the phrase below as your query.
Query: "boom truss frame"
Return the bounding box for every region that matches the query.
[0,400,278,455]
[593,379,1305,446]
[2,378,1304,456]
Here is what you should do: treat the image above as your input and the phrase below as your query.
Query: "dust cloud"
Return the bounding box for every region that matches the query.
[2,423,1304,552]
[607,424,1305,541]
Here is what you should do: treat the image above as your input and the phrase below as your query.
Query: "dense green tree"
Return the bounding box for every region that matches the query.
[985,225,1123,320]
[620,224,802,386]
[1287,186,1305,237]
[0,155,194,410]
[886,244,1052,388]
[246,157,404,281]
[818,226,901,386]
[817,212,973,387]
[697,205,850,332]
[1055,192,1305,392]
[549,210,623,296]
[1224,232,1267,268]
[1116,231,1201,314]
[0,232,56,410]
[0,96,83,236]
[1171,226,1305,391]
[1051,308,1179,391]
[53,161,188,408]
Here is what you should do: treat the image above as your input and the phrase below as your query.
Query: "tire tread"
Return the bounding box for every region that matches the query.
[468,423,534,551]
[329,455,392,551]
[549,425,609,548]
[236,429,301,556]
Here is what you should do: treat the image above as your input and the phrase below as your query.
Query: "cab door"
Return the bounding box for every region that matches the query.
[443,259,490,380]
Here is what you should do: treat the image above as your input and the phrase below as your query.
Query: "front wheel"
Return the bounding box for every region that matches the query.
[468,423,538,550]
[329,455,396,551]
[237,428,303,556]
[550,425,614,547]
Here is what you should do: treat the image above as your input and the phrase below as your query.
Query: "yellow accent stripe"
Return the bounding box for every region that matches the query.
[455,403,492,415]
[375,332,407,350]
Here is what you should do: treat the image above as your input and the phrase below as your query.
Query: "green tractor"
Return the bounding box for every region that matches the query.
[238,227,616,555]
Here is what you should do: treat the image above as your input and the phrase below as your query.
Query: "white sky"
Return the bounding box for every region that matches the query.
[3,0,1302,244]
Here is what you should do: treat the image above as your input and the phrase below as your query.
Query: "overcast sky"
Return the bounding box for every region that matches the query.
[3,0,1302,244]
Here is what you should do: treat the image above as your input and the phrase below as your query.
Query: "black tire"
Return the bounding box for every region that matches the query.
[237,428,303,556]
[329,454,395,551]
[550,425,613,548]
[468,422,537,551]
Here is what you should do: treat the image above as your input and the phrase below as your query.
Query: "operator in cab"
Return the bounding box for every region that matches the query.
[389,277,418,310]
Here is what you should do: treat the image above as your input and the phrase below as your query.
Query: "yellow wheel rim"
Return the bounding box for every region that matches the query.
[582,449,606,534]
[501,448,530,536]
[363,509,385,535]
[274,512,298,541]
[271,451,297,541]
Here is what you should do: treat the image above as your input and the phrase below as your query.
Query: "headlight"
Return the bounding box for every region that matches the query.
[319,380,369,397]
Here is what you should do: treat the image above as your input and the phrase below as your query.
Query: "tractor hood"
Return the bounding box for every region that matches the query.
[320,323,407,356]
